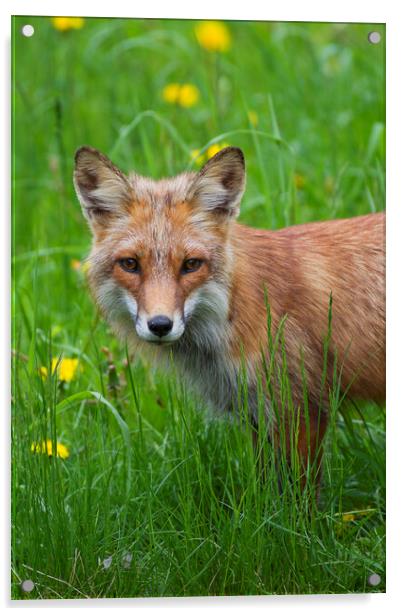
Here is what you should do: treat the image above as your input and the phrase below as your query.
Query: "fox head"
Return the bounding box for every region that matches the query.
[73,146,246,349]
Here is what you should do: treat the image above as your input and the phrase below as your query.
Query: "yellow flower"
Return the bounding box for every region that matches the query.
[247,111,259,127]
[178,84,200,108]
[52,358,79,382]
[40,358,79,382]
[342,513,356,523]
[51,17,85,32]
[195,21,231,52]
[190,143,230,166]
[162,83,200,108]
[190,149,206,166]
[31,440,70,459]
[70,259,90,274]
[70,259,82,271]
[206,142,230,159]
[162,83,181,104]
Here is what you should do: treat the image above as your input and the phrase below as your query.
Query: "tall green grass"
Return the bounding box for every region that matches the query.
[12,17,385,598]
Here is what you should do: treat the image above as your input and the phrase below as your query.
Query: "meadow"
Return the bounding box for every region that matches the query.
[12,16,385,598]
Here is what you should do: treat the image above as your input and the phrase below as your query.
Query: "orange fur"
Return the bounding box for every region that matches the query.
[74,145,385,485]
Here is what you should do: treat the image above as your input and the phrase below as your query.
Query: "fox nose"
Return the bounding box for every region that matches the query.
[147,315,173,337]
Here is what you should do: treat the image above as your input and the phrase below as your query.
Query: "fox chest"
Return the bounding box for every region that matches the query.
[173,347,260,419]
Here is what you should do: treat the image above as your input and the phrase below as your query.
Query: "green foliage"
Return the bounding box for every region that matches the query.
[12,17,385,598]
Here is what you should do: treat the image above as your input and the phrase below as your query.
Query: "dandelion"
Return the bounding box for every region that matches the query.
[190,149,206,166]
[206,142,230,159]
[162,83,200,108]
[70,259,90,274]
[162,83,181,104]
[342,513,356,523]
[52,358,79,382]
[39,366,48,381]
[247,111,259,127]
[190,143,229,165]
[190,143,230,166]
[195,21,231,52]
[178,84,200,108]
[70,259,82,271]
[31,439,70,459]
[40,358,79,382]
[335,511,357,536]
[51,17,85,32]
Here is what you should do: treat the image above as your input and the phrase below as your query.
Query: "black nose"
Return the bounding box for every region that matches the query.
[148,315,173,337]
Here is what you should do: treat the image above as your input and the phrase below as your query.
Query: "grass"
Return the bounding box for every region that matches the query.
[11,16,385,598]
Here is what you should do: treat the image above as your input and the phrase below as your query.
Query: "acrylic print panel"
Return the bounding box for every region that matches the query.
[12,16,385,599]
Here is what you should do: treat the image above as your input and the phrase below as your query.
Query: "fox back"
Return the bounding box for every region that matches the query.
[74,146,385,460]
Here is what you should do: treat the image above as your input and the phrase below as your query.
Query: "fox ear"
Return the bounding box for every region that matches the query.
[73,146,132,231]
[188,147,246,219]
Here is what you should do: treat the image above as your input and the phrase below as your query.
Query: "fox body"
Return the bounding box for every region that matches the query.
[74,146,385,471]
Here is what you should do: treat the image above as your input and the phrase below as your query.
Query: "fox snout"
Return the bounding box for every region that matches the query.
[136,310,185,344]
[123,289,185,345]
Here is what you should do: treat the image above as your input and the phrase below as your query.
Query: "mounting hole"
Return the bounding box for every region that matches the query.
[21,24,35,38]
[368,31,381,44]
[20,579,35,593]
[367,573,381,586]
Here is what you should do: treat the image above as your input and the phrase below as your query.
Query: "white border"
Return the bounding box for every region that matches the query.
[1,0,390,22]
[2,1,401,614]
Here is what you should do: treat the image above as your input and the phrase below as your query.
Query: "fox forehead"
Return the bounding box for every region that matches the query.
[95,185,227,261]
[106,200,218,248]
[127,170,196,206]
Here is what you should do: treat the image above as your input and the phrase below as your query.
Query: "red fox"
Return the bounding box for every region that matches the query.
[74,145,385,482]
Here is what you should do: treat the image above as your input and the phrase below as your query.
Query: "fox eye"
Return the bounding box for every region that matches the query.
[181,258,203,274]
[118,257,140,273]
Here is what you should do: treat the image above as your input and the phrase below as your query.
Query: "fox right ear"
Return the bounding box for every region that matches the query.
[73,146,133,231]
[188,146,246,220]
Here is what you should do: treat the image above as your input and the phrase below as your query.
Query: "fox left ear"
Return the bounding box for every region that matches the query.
[188,147,246,219]
[73,146,133,232]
